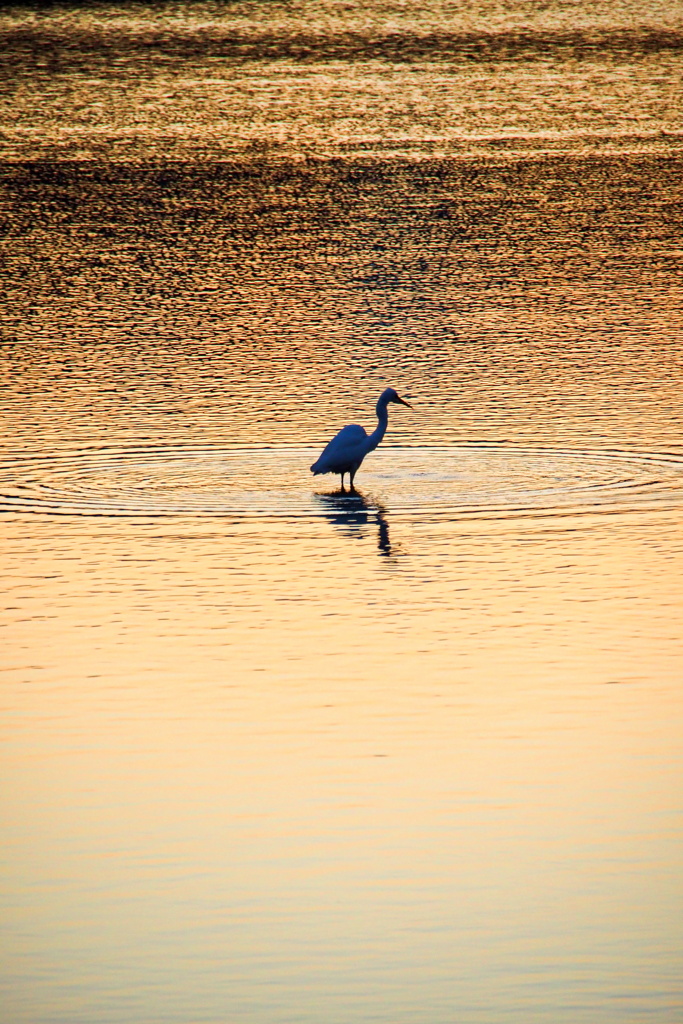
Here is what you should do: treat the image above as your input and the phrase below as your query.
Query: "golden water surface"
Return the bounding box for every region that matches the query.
[1,1,682,1021]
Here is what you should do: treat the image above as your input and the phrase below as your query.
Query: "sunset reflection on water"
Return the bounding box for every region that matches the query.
[1,0,682,1021]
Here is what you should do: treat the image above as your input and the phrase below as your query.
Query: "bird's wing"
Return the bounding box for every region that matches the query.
[311,424,368,473]
[328,424,367,448]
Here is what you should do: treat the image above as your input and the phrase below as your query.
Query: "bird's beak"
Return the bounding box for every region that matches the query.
[396,396,412,408]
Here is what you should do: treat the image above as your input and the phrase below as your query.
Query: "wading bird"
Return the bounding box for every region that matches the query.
[310,388,412,492]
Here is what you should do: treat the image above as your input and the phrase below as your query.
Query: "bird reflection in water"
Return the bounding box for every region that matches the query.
[314,491,395,556]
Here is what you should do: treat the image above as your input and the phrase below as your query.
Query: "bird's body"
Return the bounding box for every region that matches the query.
[311,388,411,491]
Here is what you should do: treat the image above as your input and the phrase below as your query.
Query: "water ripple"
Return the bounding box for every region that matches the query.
[1,444,682,520]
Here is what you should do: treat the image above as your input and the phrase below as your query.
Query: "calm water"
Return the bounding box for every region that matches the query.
[1,1,683,1022]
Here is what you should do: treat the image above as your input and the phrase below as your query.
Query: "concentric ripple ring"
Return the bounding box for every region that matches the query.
[1,444,682,519]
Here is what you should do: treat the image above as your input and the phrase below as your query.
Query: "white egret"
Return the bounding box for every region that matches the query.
[310,388,412,492]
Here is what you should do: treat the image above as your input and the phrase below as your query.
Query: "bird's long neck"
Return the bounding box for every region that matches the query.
[366,395,390,453]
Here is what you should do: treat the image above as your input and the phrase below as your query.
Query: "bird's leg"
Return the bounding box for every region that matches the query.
[349,469,356,493]
[340,472,345,492]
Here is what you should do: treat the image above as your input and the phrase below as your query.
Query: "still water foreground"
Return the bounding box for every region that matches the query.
[2,447,682,1024]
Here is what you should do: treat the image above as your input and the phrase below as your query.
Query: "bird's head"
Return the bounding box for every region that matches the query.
[384,387,412,408]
